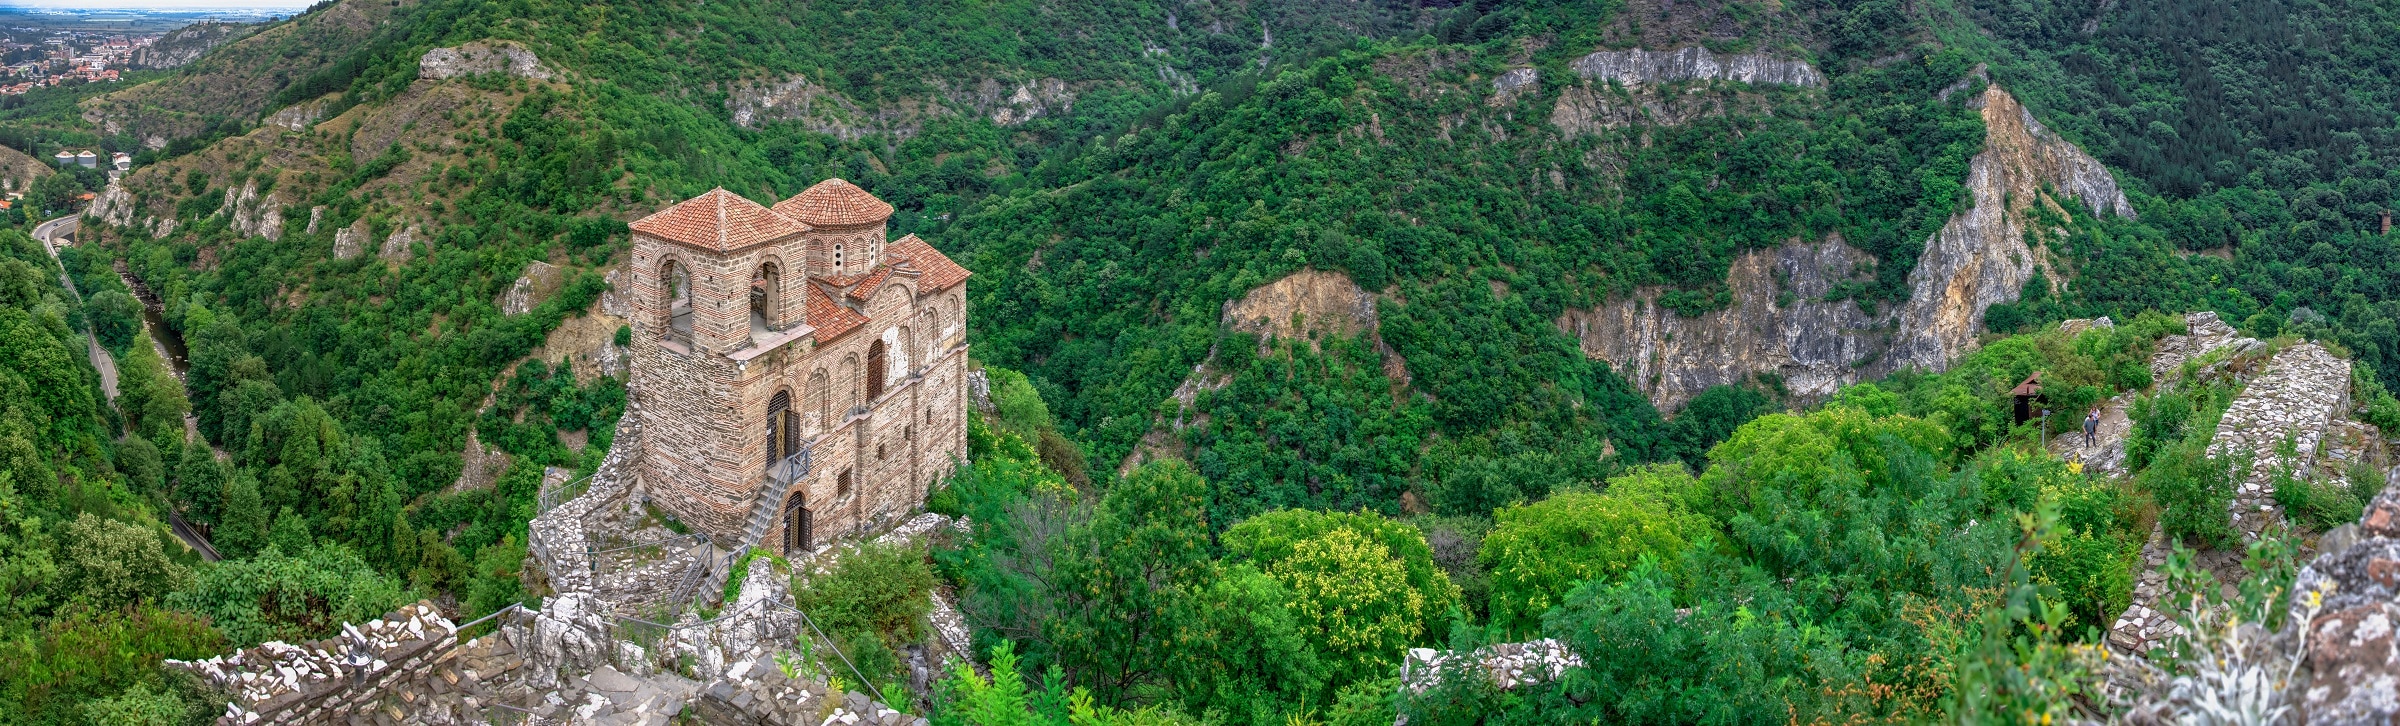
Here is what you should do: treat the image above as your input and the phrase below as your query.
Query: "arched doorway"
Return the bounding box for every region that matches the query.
[782,491,810,555]
[767,390,791,463]
[866,339,887,400]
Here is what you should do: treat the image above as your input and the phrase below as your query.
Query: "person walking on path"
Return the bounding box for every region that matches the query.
[2083,408,2100,448]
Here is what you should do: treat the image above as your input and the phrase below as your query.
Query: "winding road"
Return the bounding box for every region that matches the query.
[35,214,220,562]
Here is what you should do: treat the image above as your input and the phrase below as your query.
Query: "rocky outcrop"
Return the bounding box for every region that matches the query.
[726,75,897,139]
[217,179,283,241]
[2288,483,2400,723]
[1566,46,1823,88]
[957,77,1075,126]
[497,260,565,316]
[418,41,551,81]
[332,218,369,260]
[85,181,135,229]
[1489,68,1541,107]
[380,225,418,262]
[266,97,332,132]
[1883,86,2134,373]
[1402,639,1584,693]
[304,206,325,236]
[1223,268,1381,353]
[132,21,252,69]
[1560,237,1884,413]
[728,74,1078,136]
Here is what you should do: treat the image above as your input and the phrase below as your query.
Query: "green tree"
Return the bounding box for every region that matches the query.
[83,289,140,354]
[165,544,407,648]
[57,513,191,611]
[1259,527,1431,687]
[268,506,313,553]
[1480,464,1719,636]
[1160,564,1327,723]
[1220,509,1460,643]
[171,444,224,529]
[216,470,268,559]
[1048,460,1212,703]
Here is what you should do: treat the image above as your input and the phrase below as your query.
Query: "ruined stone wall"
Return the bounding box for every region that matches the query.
[2209,342,2353,537]
[167,602,499,725]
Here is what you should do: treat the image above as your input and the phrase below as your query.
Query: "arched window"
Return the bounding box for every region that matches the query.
[840,356,860,414]
[921,308,939,356]
[751,262,780,335]
[659,259,690,344]
[867,339,887,401]
[782,491,810,555]
[808,369,830,434]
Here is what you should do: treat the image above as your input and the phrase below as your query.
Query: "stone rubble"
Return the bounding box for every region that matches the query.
[1400,639,1585,693]
[166,601,518,725]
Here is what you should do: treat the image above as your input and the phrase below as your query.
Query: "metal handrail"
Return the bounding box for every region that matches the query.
[537,473,595,517]
[587,531,709,557]
[768,448,812,488]
[768,600,887,705]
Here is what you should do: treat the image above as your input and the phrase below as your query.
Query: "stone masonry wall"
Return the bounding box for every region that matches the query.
[2110,340,2353,654]
[2210,342,2353,538]
[167,602,479,725]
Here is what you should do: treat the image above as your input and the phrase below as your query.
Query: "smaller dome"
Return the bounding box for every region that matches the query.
[773,178,894,227]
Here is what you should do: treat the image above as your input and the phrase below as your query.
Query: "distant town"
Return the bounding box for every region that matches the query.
[1,28,145,93]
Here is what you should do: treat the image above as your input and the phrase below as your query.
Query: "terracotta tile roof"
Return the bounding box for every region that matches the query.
[773,178,894,227]
[845,265,896,302]
[887,234,970,292]
[805,281,868,342]
[630,188,810,252]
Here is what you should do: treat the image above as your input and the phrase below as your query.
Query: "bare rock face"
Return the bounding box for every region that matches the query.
[131,21,251,69]
[1489,68,1542,107]
[266,97,330,132]
[85,181,136,228]
[379,225,418,263]
[1567,46,1823,88]
[1560,84,2131,411]
[1223,268,1379,352]
[977,77,1076,126]
[418,41,551,81]
[498,261,566,316]
[1883,86,2134,373]
[218,179,284,241]
[331,218,368,260]
[727,74,882,138]
[304,206,325,236]
[1559,237,1885,413]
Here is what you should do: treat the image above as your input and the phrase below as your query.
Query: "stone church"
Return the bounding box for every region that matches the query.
[625,179,969,554]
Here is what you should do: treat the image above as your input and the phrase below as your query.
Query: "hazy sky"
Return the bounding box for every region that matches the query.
[0,1,311,9]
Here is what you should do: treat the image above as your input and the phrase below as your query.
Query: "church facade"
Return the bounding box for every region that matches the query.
[625,179,970,554]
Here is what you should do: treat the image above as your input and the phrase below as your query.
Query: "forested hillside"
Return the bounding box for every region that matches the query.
[9,0,2400,721]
